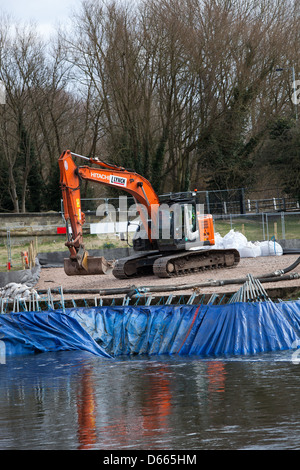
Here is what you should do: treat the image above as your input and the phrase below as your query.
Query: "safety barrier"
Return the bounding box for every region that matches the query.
[0,299,299,358]
[0,273,299,359]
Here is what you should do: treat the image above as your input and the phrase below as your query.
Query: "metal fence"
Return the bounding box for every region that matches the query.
[213,211,300,242]
[2,210,299,249]
[194,189,299,215]
[61,190,300,218]
[1,210,299,270]
[58,194,300,241]
[62,201,299,242]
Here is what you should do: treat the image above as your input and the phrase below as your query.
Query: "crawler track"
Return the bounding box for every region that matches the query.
[112,249,240,279]
[112,251,161,279]
[152,249,240,278]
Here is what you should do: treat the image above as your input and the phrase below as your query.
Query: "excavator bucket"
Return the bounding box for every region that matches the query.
[63,256,115,276]
[81,250,89,272]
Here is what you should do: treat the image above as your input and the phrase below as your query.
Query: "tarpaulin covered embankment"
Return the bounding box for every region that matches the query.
[0,311,111,358]
[2,301,299,358]
[68,301,300,357]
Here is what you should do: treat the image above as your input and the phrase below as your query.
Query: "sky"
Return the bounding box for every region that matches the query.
[1,0,83,38]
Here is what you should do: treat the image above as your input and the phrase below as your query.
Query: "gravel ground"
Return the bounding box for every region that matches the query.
[35,253,300,301]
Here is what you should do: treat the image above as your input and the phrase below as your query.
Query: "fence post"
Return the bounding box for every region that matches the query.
[206,191,210,214]
[262,213,265,240]
[240,188,246,214]
[281,212,286,240]
[256,201,259,214]
[274,222,278,239]
[266,213,269,240]
[6,230,11,270]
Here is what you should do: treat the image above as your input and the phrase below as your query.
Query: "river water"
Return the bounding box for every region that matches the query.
[0,349,300,451]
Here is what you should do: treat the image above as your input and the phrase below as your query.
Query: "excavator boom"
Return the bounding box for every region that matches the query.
[59,149,160,275]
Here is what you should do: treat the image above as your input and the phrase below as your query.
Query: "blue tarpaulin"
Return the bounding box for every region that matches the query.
[1,300,300,358]
[68,301,300,357]
[0,311,111,358]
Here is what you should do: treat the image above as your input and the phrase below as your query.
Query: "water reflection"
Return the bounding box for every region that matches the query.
[0,351,300,449]
[142,365,172,430]
[207,361,226,394]
[76,367,97,450]
[80,362,174,450]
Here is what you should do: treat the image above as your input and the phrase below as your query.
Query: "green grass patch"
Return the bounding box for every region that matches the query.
[1,216,299,272]
[214,215,300,241]
[0,233,132,272]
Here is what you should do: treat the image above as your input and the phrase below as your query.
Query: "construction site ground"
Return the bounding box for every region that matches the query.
[35,254,300,303]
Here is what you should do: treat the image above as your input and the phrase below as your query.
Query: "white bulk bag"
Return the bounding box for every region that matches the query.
[239,242,261,258]
[258,240,283,256]
[222,229,248,249]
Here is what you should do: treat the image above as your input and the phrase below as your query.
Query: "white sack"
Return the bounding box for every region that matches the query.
[214,230,282,257]
[258,240,283,256]
[222,229,248,249]
[238,242,261,258]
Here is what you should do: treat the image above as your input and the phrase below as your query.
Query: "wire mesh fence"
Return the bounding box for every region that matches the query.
[0,186,299,271]
[60,190,300,218]
[213,212,300,242]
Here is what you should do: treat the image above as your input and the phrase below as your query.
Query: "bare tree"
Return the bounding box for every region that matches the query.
[0,0,298,212]
[0,19,43,211]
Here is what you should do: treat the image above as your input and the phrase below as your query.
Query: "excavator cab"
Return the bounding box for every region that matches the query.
[131,191,213,253]
[154,191,215,252]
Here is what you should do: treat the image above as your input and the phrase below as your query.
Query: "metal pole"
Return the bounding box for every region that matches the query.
[7,230,11,270]
[262,213,265,240]
[206,191,210,214]
[281,212,286,240]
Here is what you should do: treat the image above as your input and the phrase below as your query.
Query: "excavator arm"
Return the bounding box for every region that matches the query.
[58,149,160,274]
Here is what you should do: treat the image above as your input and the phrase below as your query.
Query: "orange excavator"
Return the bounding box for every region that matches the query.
[59,150,240,278]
